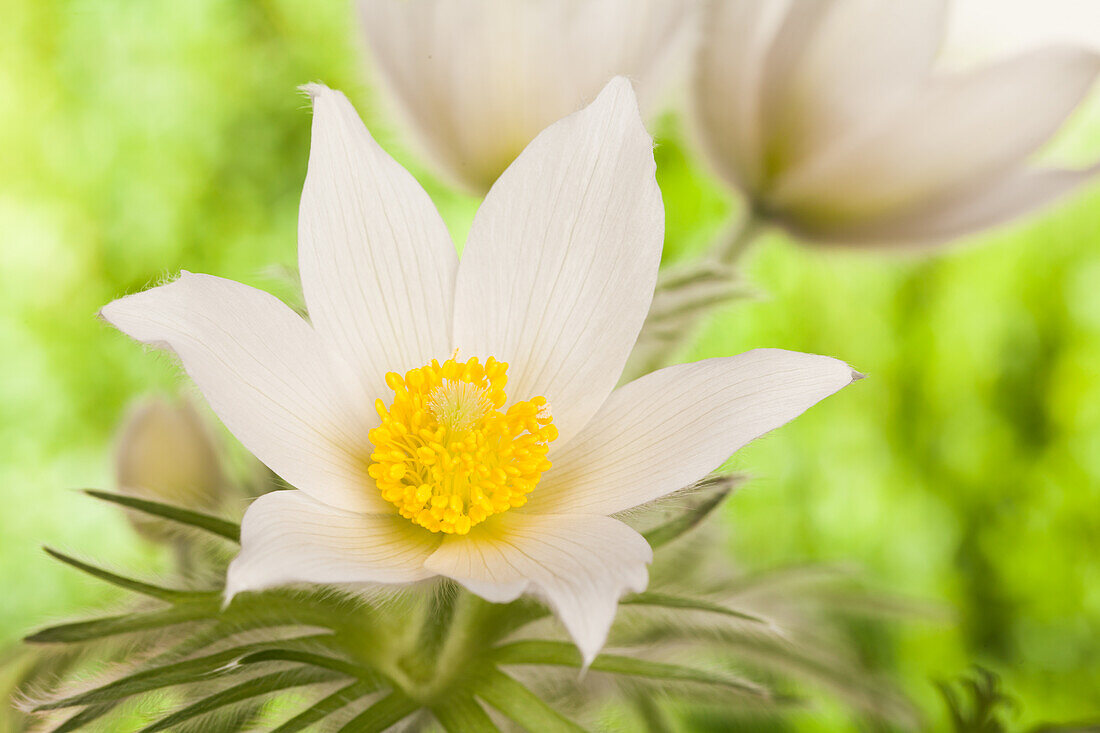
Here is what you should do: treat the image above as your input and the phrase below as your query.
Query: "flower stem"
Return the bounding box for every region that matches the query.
[717,210,763,265]
[431,695,499,732]
[416,580,460,664]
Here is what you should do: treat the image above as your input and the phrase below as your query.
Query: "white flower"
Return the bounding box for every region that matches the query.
[101,78,857,664]
[694,0,1100,246]
[358,0,694,193]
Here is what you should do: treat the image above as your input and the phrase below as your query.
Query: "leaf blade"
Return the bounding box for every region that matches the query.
[36,637,328,710]
[431,696,499,733]
[84,489,240,542]
[43,547,218,603]
[492,640,768,698]
[271,680,376,733]
[337,691,419,733]
[138,667,340,733]
[476,669,585,732]
[237,649,374,682]
[620,592,770,626]
[51,703,117,733]
[26,604,214,645]
[642,475,738,549]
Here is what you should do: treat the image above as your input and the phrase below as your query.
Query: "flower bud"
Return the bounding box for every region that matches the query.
[115,395,227,539]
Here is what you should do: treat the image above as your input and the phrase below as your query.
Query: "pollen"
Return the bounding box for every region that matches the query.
[367,356,557,535]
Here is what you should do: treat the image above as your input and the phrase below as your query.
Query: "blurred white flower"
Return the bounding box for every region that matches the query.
[101,78,856,664]
[694,0,1100,246]
[948,0,1100,58]
[115,395,227,538]
[358,0,694,193]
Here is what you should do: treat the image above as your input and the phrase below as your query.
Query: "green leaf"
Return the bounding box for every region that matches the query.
[493,641,768,698]
[630,693,674,733]
[52,703,118,733]
[642,475,737,549]
[138,667,339,733]
[25,603,214,644]
[36,638,326,710]
[43,547,219,603]
[236,649,374,682]
[462,596,551,646]
[620,592,769,625]
[84,489,240,542]
[476,669,585,732]
[271,680,377,733]
[218,585,393,641]
[431,696,499,733]
[337,691,419,733]
[611,624,914,721]
[934,679,966,732]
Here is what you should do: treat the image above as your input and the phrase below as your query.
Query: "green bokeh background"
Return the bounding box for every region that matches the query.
[2,0,1099,729]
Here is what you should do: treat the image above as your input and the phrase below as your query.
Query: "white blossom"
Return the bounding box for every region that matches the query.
[101,79,857,664]
[694,0,1100,246]
[359,0,694,193]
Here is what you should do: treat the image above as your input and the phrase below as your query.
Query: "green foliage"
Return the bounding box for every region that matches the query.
[935,667,1100,733]
[341,692,419,733]
[82,489,242,542]
[13,487,917,731]
[938,667,1018,733]
[475,669,586,733]
[430,695,499,733]
[492,640,769,697]
[641,474,741,549]
[620,592,769,625]
[268,680,375,733]
[24,604,213,645]
[138,668,341,733]
[42,547,214,602]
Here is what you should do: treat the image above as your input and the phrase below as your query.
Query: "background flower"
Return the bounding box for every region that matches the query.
[359,0,694,193]
[694,0,1100,246]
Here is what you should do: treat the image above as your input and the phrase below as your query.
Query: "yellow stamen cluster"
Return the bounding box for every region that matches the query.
[367,356,557,535]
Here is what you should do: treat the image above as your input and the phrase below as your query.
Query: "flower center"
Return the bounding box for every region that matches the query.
[367,356,557,535]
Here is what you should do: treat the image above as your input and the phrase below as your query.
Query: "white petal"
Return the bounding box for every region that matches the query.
[947,0,1100,57]
[759,0,948,173]
[298,84,457,404]
[453,77,664,447]
[694,0,793,190]
[424,512,652,665]
[799,163,1100,245]
[695,0,940,191]
[101,272,390,515]
[360,0,694,192]
[227,490,440,598]
[773,46,1100,223]
[528,349,858,516]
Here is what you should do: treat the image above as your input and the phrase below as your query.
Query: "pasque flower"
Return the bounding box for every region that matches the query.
[358,0,694,193]
[100,78,857,664]
[695,0,1100,246]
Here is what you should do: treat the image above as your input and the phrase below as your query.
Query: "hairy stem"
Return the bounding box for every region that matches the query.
[717,211,763,265]
[417,580,460,662]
